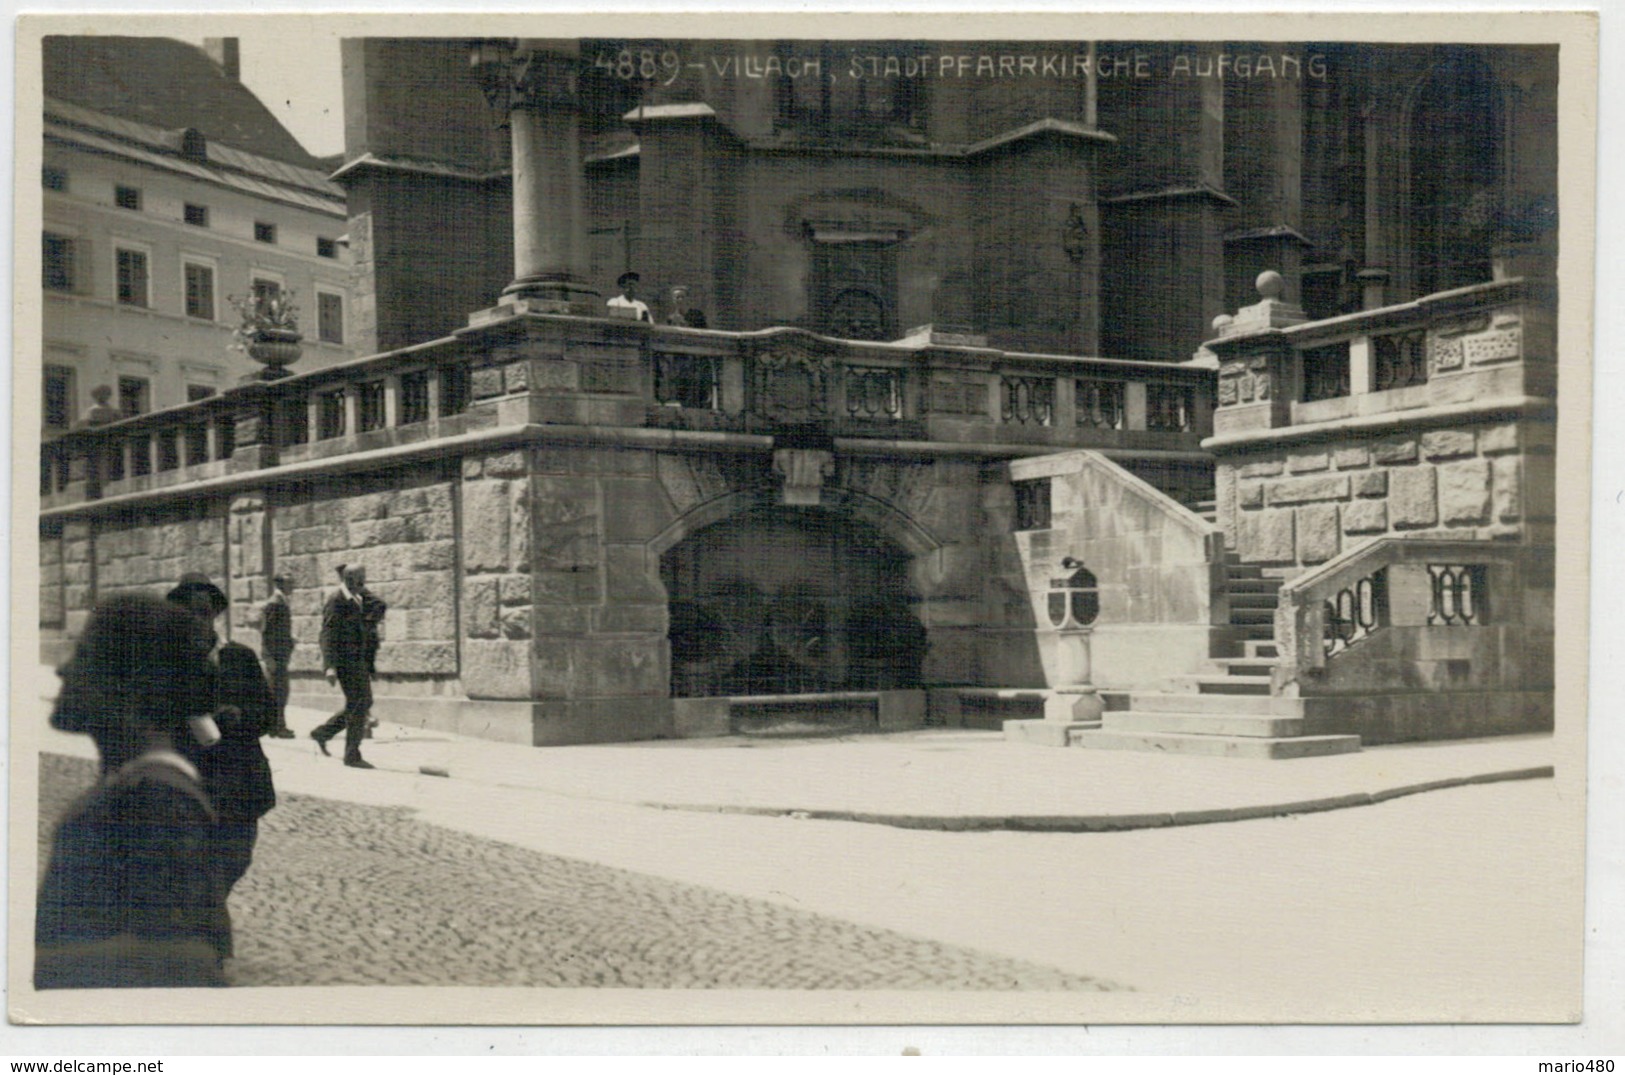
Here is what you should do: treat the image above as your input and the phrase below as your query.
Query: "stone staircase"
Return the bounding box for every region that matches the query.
[1067,550,1363,759]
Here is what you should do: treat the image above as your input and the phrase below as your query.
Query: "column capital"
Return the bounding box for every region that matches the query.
[475,39,581,118]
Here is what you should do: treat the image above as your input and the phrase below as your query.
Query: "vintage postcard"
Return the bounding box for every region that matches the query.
[7,9,1601,1038]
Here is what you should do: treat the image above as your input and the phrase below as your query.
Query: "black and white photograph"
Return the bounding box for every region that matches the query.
[7,8,1605,1043]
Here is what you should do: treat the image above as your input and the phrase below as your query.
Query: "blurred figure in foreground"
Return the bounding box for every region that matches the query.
[36,594,231,988]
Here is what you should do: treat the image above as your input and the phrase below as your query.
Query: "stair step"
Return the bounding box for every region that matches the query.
[1227,576,1283,593]
[1130,691,1304,716]
[1193,677,1272,696]
[1068,729,1362,759]
[1104,711,1305,737]
[1212,658,1278,676]
[1243,641,1280,659]
[1229,609,1277,626]
[1227,592,1281,610]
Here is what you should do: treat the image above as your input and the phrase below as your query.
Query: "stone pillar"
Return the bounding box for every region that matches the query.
[228,493,269,645]
[61,519,95,636]
[459,443,674,746]
[483,40,599,307]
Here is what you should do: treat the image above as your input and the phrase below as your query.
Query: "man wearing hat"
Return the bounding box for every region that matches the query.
[606,271,652,322]
[255,573,297,738]
[313,563,379,769]
[166,572,277,912]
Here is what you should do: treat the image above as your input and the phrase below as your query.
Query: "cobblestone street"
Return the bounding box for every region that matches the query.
[38,753,1114,990]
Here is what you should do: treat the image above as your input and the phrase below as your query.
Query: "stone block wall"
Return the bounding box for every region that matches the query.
[272,471,459,684]
[40,532,65,628]
[92,506,227,616]
[1221,416,1555,573]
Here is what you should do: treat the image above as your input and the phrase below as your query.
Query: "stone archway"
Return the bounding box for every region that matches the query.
[660,506,926,698]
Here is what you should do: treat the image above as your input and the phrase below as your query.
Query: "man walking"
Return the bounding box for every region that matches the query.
[257,573,297,738]
[311,564,378,769]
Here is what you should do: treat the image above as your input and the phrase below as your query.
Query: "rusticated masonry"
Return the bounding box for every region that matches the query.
[274,470,459,684]
[1226,419,1554,571]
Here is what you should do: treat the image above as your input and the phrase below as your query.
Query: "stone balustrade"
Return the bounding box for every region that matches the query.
[40,313,1215,511]
[1202,275,1556,573]
[1269,535,1551,743]
[1208,275,1550,439]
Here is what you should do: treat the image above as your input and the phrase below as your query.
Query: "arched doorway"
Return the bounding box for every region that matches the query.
[661,507,926,698]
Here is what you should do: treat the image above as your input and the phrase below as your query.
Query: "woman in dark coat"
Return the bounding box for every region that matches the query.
[166,574,278,903]
[36,594,232,989]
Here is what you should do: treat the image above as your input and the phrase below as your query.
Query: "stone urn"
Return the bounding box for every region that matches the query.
[245,328,303,380]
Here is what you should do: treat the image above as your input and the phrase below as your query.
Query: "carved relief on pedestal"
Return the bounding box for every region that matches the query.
[1248,357,1272,401]
[754,342,832,423]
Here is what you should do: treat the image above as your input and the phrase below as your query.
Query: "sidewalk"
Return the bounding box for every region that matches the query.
[34,666,1555,833]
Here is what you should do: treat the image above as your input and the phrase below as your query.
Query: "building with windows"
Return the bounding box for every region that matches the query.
[40,37,1564,756]
[40,36,354,437]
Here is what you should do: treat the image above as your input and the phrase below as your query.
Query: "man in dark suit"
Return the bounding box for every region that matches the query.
[312,564,380,769]
[166,573,277,918]
[256,573,297,738]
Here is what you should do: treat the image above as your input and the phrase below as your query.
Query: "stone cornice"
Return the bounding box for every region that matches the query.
[1099,185,1240,209]
[39,419,1213,523]
[328,152,511,185]
[1202,395,1554,455]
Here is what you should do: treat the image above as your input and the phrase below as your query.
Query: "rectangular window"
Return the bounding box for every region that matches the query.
[184,262,215,320]
[116,248,149,307]
[251,277,282,318]
[317,389,346,440]
[42,166,68,191]
[114,185,142,211]
[358,380,386,432]
[254,221,277,244]
[117,375,150,418]
[1013,478,1052,531]
[43,365,75,431]
[184,203,209,227]
[317,236,338,258]
[400,370,431,425]
[43,233,75,292]
[317,291,344,344]
[187,384,217,402]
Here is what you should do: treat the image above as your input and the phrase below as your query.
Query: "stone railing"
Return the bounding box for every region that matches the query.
[1208,276,1549,441]
[40,314,1214,512]
[1272,535,1534,696]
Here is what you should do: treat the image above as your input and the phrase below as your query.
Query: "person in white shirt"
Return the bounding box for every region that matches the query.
[606,271,652,322]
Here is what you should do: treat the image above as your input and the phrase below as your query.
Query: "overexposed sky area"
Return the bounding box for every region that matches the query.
[190,29,345,158]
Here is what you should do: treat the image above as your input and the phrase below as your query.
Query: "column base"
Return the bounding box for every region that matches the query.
[502,274,601,304]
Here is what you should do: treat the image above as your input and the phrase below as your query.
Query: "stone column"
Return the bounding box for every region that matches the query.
[486,40,599,307]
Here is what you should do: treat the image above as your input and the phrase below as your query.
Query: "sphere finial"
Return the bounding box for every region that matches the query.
[1256,270,1285,300]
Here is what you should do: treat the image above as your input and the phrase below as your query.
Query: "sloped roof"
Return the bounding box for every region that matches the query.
[43,35,319,167]
[45,97,345,215]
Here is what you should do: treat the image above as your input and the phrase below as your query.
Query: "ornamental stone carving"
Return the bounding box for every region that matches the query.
[755,344,832,422]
